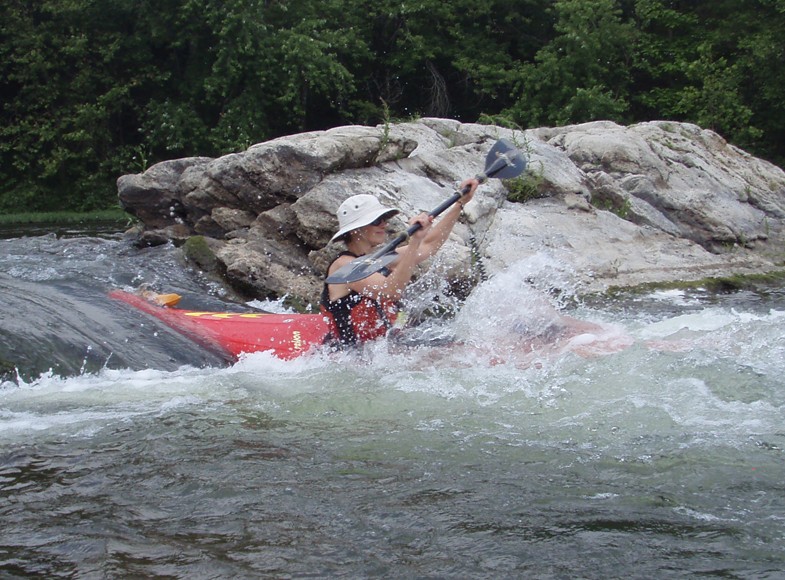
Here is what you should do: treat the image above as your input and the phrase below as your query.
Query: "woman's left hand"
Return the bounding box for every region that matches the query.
[407,212,434,246]
[459,177,480,205]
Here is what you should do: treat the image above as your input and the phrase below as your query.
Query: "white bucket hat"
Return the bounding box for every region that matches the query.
[330,194,399,242]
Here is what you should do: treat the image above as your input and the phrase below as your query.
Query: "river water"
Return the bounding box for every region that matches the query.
[1,232,784,578]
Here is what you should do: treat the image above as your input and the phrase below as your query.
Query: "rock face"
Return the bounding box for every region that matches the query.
[118,119,785,305]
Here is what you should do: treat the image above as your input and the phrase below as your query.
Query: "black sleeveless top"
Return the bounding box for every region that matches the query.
[320,251,397,346]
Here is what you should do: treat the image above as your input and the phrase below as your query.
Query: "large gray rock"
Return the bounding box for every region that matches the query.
[117,118,785,305]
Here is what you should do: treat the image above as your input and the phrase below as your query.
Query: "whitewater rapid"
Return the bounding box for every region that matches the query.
[1,233,784,577]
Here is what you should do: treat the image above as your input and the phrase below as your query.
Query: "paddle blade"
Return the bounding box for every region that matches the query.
[325,251,400,284]
[483,138,528,181]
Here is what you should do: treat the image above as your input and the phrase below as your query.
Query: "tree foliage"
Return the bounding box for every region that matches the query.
[1,0,784,212]
[505,0,635,126]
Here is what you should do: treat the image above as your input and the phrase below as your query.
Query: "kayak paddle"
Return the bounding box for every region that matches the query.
[326,138,528,284]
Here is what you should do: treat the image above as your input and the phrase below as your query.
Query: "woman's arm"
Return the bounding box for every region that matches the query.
[328,178,479,302]
[352,178,480,299]
[328,214,432,302]
[415,178,479,260]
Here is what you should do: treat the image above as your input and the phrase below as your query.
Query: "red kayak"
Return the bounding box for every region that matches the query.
[109,290,331,360]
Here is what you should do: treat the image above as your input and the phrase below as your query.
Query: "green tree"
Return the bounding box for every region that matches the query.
[0,0,160,211]
[630,0,784,162]
[0,0,372,212]
[448,0,552,120]
[629,0,700,118]
[739,0,785,163]
[346,0,462,119]
[3,0,785,214]
[504,0,635,127]
[266,2,364,131]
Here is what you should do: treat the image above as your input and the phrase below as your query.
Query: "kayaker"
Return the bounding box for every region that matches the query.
[321,179,480,346]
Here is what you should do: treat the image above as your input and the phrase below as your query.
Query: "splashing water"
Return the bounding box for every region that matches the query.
[1,236,785,577]
[443,256,634,364]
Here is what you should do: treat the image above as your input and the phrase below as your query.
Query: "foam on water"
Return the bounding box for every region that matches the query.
[1,312,783,576]
[3,254,783,449]
[3,237,785,576]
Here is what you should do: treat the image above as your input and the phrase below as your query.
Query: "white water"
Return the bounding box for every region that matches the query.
[2,239,785,577]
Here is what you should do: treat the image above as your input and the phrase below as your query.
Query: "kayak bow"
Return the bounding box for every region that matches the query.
[109,290,331,360]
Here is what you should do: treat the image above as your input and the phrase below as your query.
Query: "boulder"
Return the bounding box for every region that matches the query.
[117,118,785,305]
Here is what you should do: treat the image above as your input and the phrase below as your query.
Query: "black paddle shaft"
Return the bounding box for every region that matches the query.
[326,139,527,284]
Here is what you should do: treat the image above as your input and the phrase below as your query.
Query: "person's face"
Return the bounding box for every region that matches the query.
[357,215,389,244]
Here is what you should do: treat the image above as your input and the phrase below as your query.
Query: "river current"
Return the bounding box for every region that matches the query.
[1,232,784,578]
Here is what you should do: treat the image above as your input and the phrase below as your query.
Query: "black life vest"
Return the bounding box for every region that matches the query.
[320,251,399,346]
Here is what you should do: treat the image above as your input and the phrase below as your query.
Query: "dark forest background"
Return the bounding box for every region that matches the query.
[2,0,784,213]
